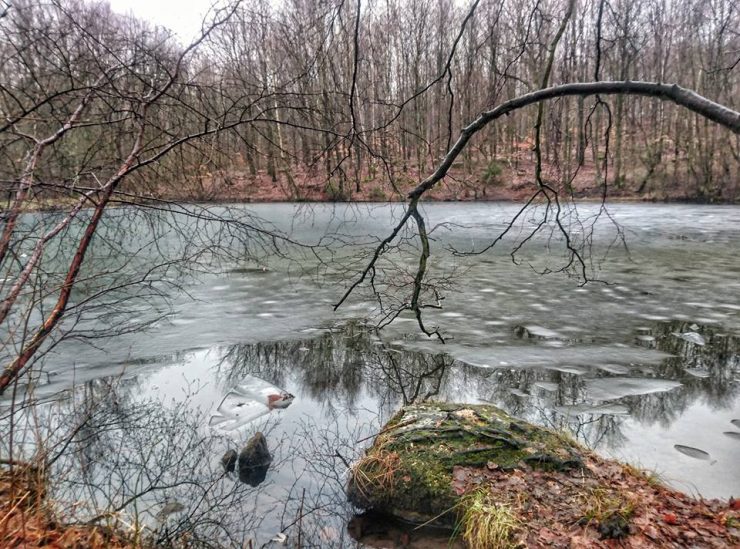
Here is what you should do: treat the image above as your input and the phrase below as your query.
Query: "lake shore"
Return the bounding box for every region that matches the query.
[13,154,737,214]
[348,402,740,548]
[151,155,737,205]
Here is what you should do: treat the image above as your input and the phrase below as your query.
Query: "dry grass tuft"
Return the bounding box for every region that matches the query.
[622,462,665,488]
[352,446,403,502]
[459,489,520,549]
[578,485,635,525]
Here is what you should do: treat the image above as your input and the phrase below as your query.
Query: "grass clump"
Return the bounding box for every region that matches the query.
[483,160,504,185]
[459,489,520,549]
[350,445,403,504]
[622,462,665,488]
[579,486,634,524]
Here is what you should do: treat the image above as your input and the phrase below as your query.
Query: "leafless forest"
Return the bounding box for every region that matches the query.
[1,1,740,546]
[1,0,738,208]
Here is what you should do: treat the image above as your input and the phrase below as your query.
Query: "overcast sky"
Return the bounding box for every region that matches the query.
[107,0,217,42]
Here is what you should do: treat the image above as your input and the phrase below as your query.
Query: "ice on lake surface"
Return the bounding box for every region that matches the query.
[584,377,683,400]
[208,375,293,432]
[2,202,739,546]
[674,444,711,460]
[555,403,630,416]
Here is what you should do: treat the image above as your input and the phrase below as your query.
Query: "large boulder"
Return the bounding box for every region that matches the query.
[347,402,584,527]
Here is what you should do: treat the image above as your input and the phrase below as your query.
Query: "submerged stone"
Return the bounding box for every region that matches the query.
[221,449,237,473]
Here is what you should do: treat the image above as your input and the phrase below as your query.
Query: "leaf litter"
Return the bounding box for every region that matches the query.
[449,452,738,548]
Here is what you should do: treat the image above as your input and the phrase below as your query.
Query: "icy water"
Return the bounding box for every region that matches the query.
[2,202,739,547]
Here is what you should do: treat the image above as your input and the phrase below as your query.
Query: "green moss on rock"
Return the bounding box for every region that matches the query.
[347,402,586,527]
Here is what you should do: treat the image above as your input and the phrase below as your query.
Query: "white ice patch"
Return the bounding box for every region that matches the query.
[585,377,682,401]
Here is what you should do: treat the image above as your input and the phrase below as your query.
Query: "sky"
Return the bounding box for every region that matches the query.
[107,0,218,42]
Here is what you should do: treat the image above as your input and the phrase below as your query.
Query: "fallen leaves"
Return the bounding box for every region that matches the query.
[663,513,678,525]
[447,453,739,548]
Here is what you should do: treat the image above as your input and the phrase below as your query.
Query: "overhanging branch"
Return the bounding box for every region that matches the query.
[335,80,740,338]
[409,81,740,200]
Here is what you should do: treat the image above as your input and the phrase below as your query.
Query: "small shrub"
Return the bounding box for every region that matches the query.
[483,160,504,185]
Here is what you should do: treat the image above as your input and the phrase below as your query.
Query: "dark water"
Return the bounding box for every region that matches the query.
[1,202,739,547]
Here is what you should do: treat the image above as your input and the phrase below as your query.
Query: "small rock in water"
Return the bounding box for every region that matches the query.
[514,324,560,339]
[731,419,740,429]
[221,449,237,473]
[723,431,740,441]
[673,444,710,460]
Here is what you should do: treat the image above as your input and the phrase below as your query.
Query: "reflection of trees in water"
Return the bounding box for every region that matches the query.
[3,380,276,547]
[652,321,738,409]
[3,319,735,546]
[467,365,627,449]
[217,321,454,417]
[445,321,737,449]
[215,319,737,451]
[0,323,459,548]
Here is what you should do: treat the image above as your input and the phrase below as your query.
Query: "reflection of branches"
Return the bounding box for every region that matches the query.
[4,318,736,544]
[217,321,455,414]
[2,379,274,546]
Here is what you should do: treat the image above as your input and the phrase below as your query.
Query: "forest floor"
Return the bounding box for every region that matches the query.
[352,457,740,549]
[16,155,737,211]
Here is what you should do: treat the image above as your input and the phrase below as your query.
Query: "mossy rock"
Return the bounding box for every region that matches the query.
[347,402,585,527]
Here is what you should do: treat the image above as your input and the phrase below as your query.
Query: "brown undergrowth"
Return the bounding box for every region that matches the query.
[1,462,136,549]
[142,152,739,205]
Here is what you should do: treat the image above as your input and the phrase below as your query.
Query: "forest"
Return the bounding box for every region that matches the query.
[2,0,738,209]
[1,0,739,547]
